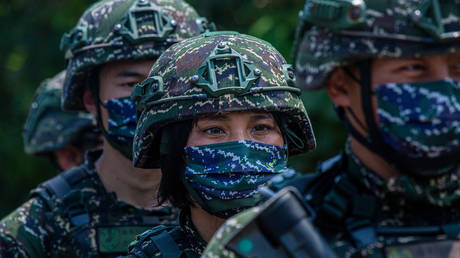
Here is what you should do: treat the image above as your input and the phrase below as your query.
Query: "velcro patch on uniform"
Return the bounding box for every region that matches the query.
[97,226,152,253]
[385,240,460,258]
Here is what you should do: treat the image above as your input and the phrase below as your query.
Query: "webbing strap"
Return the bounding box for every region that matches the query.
[43,174,71,198]
[150,230,183,258]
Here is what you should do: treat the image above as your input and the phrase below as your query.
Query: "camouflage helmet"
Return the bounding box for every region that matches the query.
[132,31,316,168]
[61,0,212,111]
[23,71,98,155]
[293,0,460,90]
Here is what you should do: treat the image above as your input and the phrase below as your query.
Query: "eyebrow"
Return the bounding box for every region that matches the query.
[116,70,145,78]
[249,113,273,121]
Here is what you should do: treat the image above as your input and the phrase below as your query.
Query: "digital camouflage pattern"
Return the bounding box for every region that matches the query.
[183,140,289,218]
[376,79,460,161]
[132,31,316,168]
[61,0,211,111]
[202,206,262,258]
[106,97,137,142]
[105,96,138,157]
[302,142,460,257]
[0,150,178,257]
[23,70,97,155]
[126,210,207,257]
[294,0,460,89]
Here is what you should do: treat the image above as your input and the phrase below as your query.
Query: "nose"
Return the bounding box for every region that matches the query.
[429,56,450,80]
[229,129,251,142]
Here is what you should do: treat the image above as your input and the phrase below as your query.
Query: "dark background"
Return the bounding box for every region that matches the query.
[0,0,346,217]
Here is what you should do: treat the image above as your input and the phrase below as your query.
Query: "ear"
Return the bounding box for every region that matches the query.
[56,146,84,171]
[83,89,97,115]
[326,69,353,108]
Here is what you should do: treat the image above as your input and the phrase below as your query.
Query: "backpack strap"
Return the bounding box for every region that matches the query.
[33,166,90,227]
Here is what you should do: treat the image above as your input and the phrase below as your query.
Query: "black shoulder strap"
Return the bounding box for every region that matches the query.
[304,154,345,201]
[30,166,90,227]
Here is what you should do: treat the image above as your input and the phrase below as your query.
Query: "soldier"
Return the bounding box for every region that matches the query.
[124,31,316,257]
[203,1,460,257]
[292,0,460,256]
[23,70,101,172]
[0,0,211,256]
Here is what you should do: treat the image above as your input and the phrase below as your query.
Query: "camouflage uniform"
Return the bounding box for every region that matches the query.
[125,31,316,257]
[203,1,460,257]
[23,70,99,168]
[0,0,209,256]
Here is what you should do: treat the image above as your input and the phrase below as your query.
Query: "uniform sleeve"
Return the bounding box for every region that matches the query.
[0,198,52,258]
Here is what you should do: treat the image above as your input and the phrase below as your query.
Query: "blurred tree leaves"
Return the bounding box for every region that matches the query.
[0,0,345,217]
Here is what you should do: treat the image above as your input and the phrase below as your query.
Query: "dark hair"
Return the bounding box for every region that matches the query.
[156,120,194,209]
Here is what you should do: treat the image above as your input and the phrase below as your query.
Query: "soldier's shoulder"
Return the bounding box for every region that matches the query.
[202,206,262,258]
[126,224,181,257]
[0,197,50,257]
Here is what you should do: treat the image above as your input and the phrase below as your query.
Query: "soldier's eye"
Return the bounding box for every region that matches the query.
[253,124,273,133]
[121,81,138,88]
[204,127,225,135]
[399,64,426,72]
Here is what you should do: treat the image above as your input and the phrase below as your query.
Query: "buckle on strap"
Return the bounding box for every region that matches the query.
[63,190,90,227]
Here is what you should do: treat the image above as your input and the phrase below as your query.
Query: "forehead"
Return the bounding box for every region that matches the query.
[99,59,155,76]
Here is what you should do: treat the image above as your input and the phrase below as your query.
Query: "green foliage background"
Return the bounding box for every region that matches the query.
[0,0,345,217]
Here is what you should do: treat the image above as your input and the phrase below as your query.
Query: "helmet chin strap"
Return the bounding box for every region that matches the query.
[340,61,459,177]
[87,73,133,160]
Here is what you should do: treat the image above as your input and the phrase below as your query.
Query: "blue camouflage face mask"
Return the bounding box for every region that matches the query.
[183,140,288,218]
[376,79,460,176]
[104,96,137,159]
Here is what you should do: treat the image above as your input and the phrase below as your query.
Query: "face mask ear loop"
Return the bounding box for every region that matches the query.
[357,61,415,174]
[334,63,375,152]
[358,60,380,143]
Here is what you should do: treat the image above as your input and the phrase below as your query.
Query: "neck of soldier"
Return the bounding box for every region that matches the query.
[95,139,162,209]
[190,206,226,243]
[350,136,400,179]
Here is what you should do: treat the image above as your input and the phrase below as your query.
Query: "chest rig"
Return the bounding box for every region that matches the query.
[304,154,460,257]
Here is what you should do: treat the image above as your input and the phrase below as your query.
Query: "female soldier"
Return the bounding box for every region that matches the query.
[126,31,316,257]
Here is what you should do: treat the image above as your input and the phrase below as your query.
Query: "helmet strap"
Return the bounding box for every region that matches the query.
[339,60,406,173]
[87,73,133,160]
